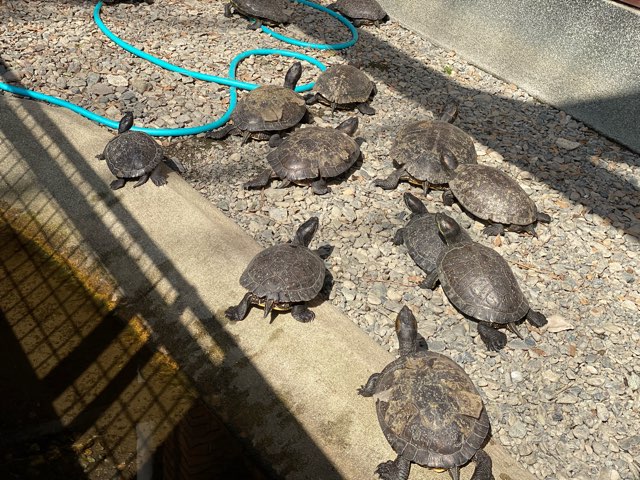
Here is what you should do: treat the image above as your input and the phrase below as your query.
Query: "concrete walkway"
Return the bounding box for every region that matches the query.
[0,93,534,479]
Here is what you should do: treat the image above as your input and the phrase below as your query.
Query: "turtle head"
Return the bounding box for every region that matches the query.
[335,117,359,136]
[118,112,134,134]
[439,102,459,124]
[436,213,465,245]
[403,192,428,215]
[284,62,303,90]
[395,306,418,356]
[292,216,319,247]
[440,149,458,173]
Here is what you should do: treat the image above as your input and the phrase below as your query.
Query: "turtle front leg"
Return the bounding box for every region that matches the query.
[311,178,330,195]
[314,245,333,259]
[268,133,284,148]
[442,189,456,206]
[526,309,547,327]
[247,19,262,30]
[392,228,404,245]
[478,322,507,351]
[225,292,253,321]
[357,372,381,397]
[291,303,315,323]
[374,167,404,190]
[470,449,494,480]
[206,124,237,140]
[482,223,505,237]
[419,270,439,290]
[243,168,273,190]
[96,153,106,161]
[110,178,127,190]
[356,102,376,115]
[149,165,168,187]
[375,455,411,480]
[223,3,233,17]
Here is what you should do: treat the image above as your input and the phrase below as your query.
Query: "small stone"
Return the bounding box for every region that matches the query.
[545,314,574,332]
[106,74,129,87]
[557,394,578,404]
[508,420,527,439]
[510,371,523,383]
[556,137,582,150]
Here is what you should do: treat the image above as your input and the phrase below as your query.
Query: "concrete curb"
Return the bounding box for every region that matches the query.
[1,93,535,479]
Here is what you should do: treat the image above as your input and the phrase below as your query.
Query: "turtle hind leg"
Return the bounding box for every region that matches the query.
[225,292,253,321]
[268,134,284,148]
[149,166,168,187]
[247,19,262,30]
[470,449,494,480]
[311,178,330,195]
[110,178,127,190]
[96,153,106,161]
[243,168,273,190]
[374,167,404,190]
[478,323,507,351]
[291,303,314,323]
[375,456,411,480]
[356,102,375,115]
[526,309,547,327]
[357,372,381,397]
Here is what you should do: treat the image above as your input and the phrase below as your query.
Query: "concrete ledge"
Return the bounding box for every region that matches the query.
[1,94,534,479]
[379,0,640,153]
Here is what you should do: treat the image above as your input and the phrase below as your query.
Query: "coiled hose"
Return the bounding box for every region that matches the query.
[0,0,358,136]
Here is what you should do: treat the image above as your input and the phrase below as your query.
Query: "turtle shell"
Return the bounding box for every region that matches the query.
[402,212,470,274]
[266,126,360,182]
[438,242,529,324]
[333,0,386,21]
[103,131,163,178]
[231,0,291,23]
[240,243,325,303]
[450,164,538,226]
[314,65,374,106]
[232,86,307,133]
[394,120,477,185]
[373,350,490,469]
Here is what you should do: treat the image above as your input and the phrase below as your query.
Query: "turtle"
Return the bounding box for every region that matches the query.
[225,217,332,323]
[423,213,548,351]
[393,192,471,287]
[374,103,478,193]
[304,64,377,115]
[243,117,362,195]
[442,162,552,237]
[328,0,388,27]
[96,112,185,190]
[223,0,292,29]
[206,62,307,146]
[358,306,494,480]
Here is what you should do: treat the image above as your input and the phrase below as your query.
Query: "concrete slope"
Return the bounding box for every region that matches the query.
[0,93,535,479]
[378,0,640,153]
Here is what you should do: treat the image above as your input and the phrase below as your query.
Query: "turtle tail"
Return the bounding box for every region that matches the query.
[263,298,275,318]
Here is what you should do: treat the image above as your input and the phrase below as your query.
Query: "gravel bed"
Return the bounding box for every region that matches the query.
[2,1,640,479]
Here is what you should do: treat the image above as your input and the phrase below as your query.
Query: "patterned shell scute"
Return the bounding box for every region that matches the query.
[334,0,386,20]
[233,86,307,132]
[231,0,291,23]
[374,351,490,468]
[103,131,163,178]
[315,65,374,105]
[266,127,360,181]
[439,243,529,324]
[395,121,477,185]
[240,243,325,303]
[450,164,537,226]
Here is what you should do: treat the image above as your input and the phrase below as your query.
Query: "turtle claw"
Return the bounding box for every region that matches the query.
[150,167,167,187]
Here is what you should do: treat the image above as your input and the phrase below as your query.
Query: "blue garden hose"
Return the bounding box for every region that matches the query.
[0,0,357,136]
